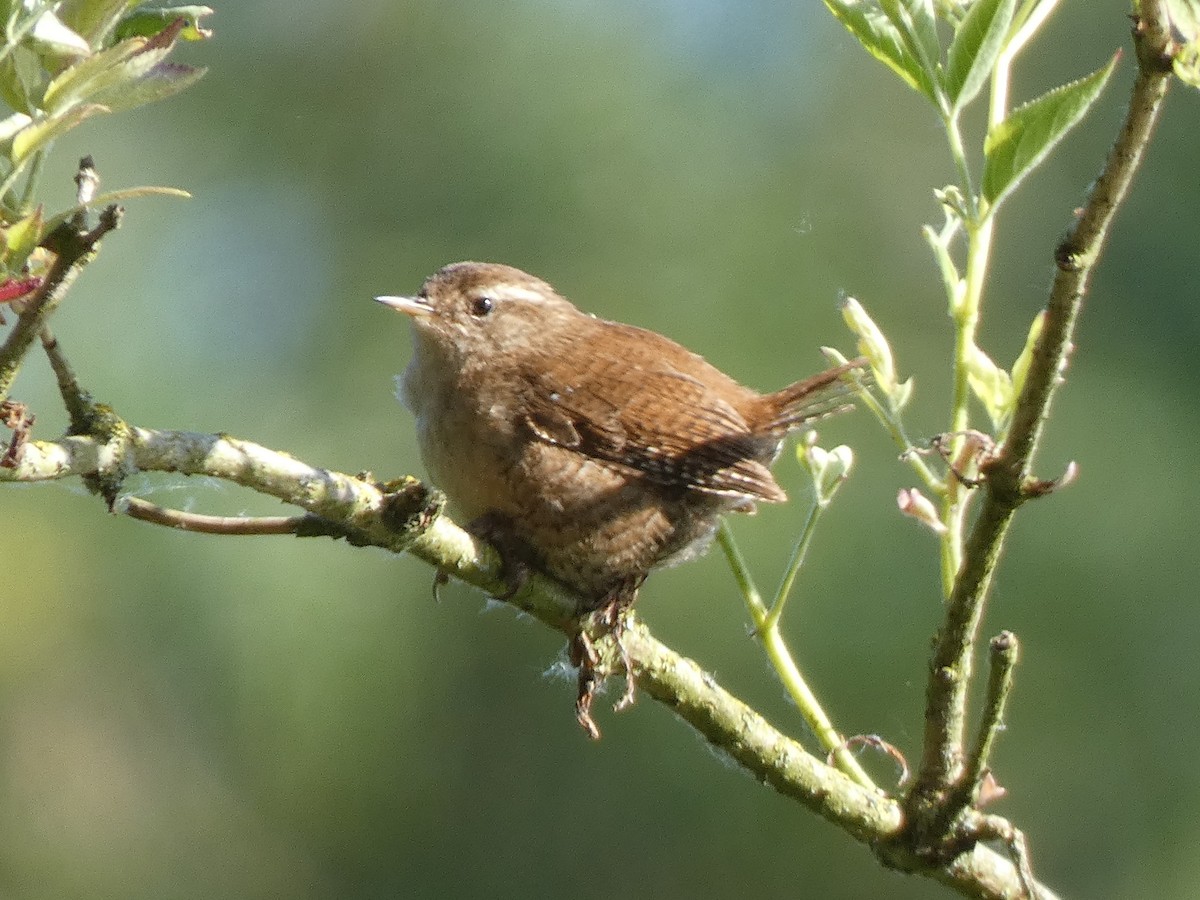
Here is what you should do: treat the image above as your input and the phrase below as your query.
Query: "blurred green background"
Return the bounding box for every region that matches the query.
[4,1,1199,897]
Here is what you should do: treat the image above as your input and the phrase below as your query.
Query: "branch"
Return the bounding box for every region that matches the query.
[901,0,1175,870]
[0,203,122,403]
[964,632,1020,796]
[3,425,1049,898]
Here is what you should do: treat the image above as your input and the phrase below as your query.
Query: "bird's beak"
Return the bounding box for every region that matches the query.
[375,295,433,317]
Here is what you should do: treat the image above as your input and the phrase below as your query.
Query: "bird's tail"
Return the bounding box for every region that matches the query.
[760,357,870,432]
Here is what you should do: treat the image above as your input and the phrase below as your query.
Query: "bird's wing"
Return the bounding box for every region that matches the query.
[518,325,785,503]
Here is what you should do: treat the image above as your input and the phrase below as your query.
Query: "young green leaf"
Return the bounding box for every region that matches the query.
[824,0,940,102]
[1166,0,1200,86]
[965,343,1013,430]
[944,0,1017,110]
[114,5,213,42]
[982,53,1118,211]
[89,61,205,113]
[56,0,138,48]
[44,19,204,117]
[881,0,945,105]
[1174,42,1200,89]
[41,185,190,233]
[1009,311,1044,401]
[43,35,163,113]
[841,295,898,396]
[11,102,108,163]
[3,204,42,266]
[1165,0,1200,39]
[27,7,90,58]
[881,0,941,73]
[0,45,46,115]
[0,111,31,144]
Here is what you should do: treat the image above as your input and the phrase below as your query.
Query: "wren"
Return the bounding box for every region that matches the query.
[377,262,863,734]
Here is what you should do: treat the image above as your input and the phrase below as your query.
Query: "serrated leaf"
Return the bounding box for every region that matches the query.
[11,103,108,163]
[983,53,1118,210]
[824,0,940,102]
[944,0,1017,110]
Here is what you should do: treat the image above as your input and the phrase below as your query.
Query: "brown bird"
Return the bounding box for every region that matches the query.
[378,262,863,735]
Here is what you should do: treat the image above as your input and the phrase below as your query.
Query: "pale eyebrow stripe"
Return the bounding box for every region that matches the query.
[488,284,550,304]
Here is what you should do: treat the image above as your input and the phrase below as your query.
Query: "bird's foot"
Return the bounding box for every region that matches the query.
[465,511,533,600]
[570,577,643,740]
[571,629,603,741]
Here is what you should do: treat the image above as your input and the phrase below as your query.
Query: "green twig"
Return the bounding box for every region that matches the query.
[717,517,768,621]
[857,385,944,492]
[764,498,822,631]
[718,521,875,790]
[940,212,994,595]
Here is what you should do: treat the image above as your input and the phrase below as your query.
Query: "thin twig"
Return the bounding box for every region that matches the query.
[0,203,123,403]
[123,497,311,534]
[963,813,1039,900]
[40,325,93,428]
[964,631,1019,796]
[718,520,877,790]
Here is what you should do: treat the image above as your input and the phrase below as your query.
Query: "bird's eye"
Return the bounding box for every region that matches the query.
[470,296,494,317]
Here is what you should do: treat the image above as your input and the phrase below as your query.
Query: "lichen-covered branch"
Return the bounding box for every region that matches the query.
[4,425,1049,897]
